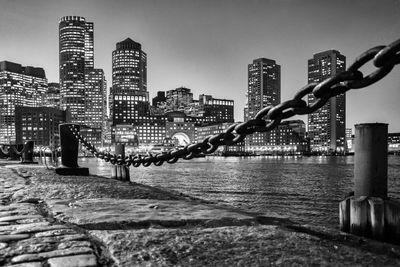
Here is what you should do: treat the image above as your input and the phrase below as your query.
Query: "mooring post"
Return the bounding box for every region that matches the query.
[112,144,130,181]
[21,140,38,164]
[339,123,400,243]
[55,123,89,176]
[354,123,387,198]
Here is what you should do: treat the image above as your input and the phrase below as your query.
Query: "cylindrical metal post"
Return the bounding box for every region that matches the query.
[56,123,89,176]
[59,124,79,168]
[113,144,129,181]
[21,140,37,164]
[115,144,125,159]
[354,123,388,198]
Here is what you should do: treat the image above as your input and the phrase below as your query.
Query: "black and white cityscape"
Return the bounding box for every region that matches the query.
[1,2,399,155]
[2,1,400,266]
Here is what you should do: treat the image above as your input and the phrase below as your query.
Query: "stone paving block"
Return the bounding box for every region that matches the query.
[0,215,42,222]
[0,234,30,242]
[47,198,257,229]
[47,254,97,267]
[7,262,43,267]
[11,247,94,263]
[12,224,67,234]
[0,206,17,212]
[0,222,50,234]
[34,229,76,237]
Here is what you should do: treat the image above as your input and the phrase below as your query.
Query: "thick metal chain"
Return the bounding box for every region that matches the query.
[70,38,400,167]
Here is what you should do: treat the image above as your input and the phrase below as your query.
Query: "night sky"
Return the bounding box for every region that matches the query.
[1,0,399,132]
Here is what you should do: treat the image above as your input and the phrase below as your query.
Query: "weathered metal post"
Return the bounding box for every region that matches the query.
[112,144,130,181]
[55,123,89,176]
[21,140,38,164]
[354,123,387,198]
[339,123,400,243]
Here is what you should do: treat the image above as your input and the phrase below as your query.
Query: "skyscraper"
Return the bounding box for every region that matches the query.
[245,58,281,151]
[111,38,167,146]
[59,16,94,124]
[308,50,346,153]
[111,38,149,126]
[0,61,47,143]
[112,38,147,93]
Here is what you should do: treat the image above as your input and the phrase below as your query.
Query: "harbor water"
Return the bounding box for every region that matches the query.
[79,155,400,228]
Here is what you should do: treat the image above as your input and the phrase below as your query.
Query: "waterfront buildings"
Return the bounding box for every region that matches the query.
[165,87,193,112]
[196,122,245,155]
[165,111,196,146]
[308,50,346,153]
[59,16,106,145]
[244,58,281,152]
[244,120,308,155]
[0,61,48,144]
[198,94,234,125]
[15,106,70,147]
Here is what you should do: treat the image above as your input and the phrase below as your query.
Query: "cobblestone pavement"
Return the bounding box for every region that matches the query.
[0,166,100,267]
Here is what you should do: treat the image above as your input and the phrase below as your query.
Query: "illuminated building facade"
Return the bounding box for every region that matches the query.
[308,50,346,153]
[15,106,70,147]
[111,38,168,146]
[245,58,281,150]
[85,69,106,129]
[198,94,234,125]
[166,87,193,112]
[196,122,245,155]
[388,132,400,154]
[0,61,47,143]
[44,83,60,108]
[59,16,94,124]
[165,112,195,146]
[111,38,149,126]
[245,120,308,155]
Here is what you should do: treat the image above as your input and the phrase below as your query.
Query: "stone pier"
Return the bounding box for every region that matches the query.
[1,160,400,266]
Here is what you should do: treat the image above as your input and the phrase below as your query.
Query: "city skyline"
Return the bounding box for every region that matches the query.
[1,0,400,131]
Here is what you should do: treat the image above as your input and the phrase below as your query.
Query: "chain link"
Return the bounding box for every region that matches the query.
[69,37,400,167]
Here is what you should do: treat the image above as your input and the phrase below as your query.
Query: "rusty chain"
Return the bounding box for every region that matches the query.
[69,38,400,167]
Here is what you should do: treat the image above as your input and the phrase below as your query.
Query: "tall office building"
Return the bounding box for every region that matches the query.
[308,50,346,153]
[112,38,147,93]
[0,61,47,143]
[245,58,281,150]
[111,38,149,126]
[59,16,94,124]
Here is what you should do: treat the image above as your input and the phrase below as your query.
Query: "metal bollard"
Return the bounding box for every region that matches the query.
[354,123,387,198]
[55,123,89,176]
[112,144,130,181]
[21,140,38,164]
[339,123,400,244]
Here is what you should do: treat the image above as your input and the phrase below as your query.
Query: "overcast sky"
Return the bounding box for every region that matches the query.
[1,0,399,132]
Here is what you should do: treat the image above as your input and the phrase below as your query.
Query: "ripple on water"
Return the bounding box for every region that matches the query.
[80,155,400,228]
